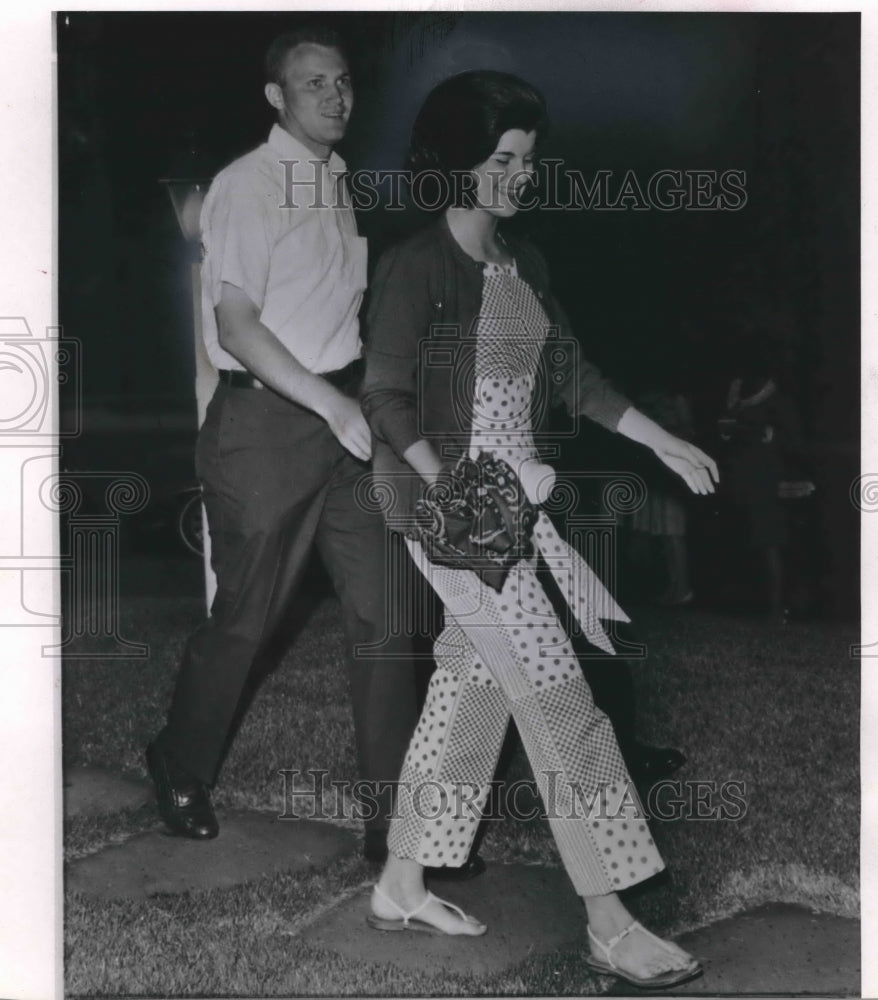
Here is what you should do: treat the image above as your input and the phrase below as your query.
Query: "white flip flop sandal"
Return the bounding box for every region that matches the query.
[586,920,703,990]
[366,885,486,936]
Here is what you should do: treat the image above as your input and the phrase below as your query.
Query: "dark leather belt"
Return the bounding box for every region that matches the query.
[218,369,266,389]
[322,357,364,392]
[218,358,364,393]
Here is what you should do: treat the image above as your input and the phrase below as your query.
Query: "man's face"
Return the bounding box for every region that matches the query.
[266,43,353,158]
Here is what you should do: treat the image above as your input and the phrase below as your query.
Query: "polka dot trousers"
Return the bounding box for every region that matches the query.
[388,542,665,897]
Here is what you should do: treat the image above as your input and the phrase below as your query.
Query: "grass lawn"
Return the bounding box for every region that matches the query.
[63,586,859,996]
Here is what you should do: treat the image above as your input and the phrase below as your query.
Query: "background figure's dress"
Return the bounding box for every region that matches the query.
[721,382,805,549]
[389,262,665,896]
[629,390,692,538]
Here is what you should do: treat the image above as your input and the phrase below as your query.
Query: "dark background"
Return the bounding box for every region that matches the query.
[56,11,859,617]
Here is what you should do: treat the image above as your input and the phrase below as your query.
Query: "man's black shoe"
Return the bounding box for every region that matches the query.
[625,743,687,781]
[146,740,219,840]
[363,828,389,864]
[427,854,487,882]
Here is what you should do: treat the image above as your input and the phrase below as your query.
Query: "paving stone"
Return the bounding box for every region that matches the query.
[605,902,860,995]
[302,867,860,993]
[300,863,588,977]
[64,766,151,818]
[66,811,357,899]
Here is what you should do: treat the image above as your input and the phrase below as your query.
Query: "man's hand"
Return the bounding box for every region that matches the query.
[215,284,372,460]
[321,392,372,461]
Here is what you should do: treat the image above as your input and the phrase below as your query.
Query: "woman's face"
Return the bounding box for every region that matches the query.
[470,128,537,218]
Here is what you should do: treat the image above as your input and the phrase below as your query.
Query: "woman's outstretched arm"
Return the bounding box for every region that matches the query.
[617,406,719,495]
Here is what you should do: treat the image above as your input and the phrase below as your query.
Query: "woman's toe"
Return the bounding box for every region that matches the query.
[614,926,699,979]
[652,954,689,974]
[661,943,697,968]
[420,897,486,936]
[652,950,698,975]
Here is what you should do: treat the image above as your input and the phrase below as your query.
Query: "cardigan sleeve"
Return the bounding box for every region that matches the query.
[361,242,434,460]
[546,288,632,432]
[512,241,630,432]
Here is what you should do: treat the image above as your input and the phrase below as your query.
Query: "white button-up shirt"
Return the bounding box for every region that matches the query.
[199,124,367,374]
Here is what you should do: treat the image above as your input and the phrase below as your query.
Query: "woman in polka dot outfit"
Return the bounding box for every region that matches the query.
[360,70,717,990]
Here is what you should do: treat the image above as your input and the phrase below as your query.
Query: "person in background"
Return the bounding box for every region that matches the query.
[718,350,812,623]
[627,385,696,607]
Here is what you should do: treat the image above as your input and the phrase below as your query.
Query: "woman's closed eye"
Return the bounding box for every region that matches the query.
[493,155,535,172]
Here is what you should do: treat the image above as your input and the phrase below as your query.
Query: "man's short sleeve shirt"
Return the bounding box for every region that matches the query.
[199,124,366,374]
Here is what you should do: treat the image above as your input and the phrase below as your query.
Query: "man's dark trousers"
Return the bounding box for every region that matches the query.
[158,381,418,832]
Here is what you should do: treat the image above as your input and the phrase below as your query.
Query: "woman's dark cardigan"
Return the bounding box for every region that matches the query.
[360,216,632,525]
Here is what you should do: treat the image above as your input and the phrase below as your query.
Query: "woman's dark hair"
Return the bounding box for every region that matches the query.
[264,25,348,86]
[407,70,549,208]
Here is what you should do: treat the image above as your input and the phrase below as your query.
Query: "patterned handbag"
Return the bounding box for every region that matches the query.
[411,452,538,592]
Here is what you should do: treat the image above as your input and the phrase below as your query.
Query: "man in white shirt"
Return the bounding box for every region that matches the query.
[146,26,417,862]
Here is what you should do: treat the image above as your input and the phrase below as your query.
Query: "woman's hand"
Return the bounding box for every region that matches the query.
[617,406,719,495]
[401,439,445,484]
[651,435,719,495]
[518,459,557,504]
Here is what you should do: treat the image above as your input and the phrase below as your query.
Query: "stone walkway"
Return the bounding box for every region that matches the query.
[655,902,859,996]
[299,870,859,993]
[65,767,860,994]
[65,765,356,899]
[67,809,357,900]
[64,765,151,819]
[302,863,588,977]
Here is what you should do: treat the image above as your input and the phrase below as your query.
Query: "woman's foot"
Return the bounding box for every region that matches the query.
[585,894,700,988]
[369,884,486,936]
[369,860,486,936]
[587,920,700,986]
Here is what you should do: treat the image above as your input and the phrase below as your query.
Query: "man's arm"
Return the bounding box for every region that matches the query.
[216,282,371,461]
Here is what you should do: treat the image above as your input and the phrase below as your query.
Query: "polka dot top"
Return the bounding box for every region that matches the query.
[467,257,630,656]
[469,259,550,470]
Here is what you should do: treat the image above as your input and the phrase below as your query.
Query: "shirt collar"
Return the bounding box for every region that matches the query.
[267,123,347,176]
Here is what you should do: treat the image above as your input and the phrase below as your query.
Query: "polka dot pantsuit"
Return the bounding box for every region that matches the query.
[387,260,664,897]
[388,543,665,897]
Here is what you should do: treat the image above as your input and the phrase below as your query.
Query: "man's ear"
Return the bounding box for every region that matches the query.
[264,82,284,112]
